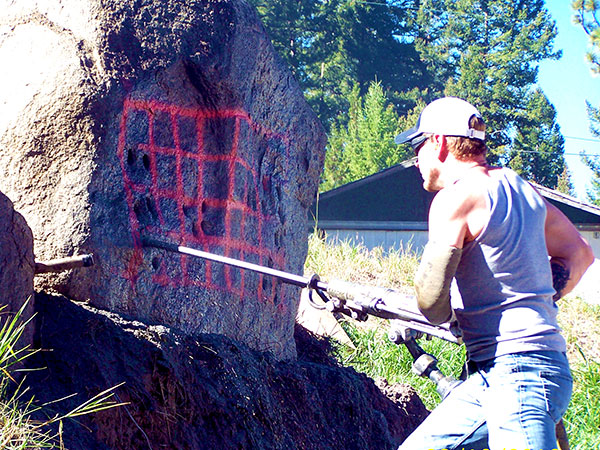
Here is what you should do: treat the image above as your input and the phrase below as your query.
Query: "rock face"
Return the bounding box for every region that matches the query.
[0,0,326,359]
[0,191,35,347]
[27,293,429,450]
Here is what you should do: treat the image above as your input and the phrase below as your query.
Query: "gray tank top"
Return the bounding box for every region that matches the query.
[451,168,566,361]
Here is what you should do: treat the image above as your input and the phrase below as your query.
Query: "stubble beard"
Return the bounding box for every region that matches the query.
[422,167,442,192]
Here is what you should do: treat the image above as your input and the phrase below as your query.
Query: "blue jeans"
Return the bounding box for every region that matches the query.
[398,351,572,450]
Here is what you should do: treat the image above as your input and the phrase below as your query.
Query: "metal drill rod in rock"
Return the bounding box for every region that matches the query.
[141,237,463,399]
[34,254,95,274]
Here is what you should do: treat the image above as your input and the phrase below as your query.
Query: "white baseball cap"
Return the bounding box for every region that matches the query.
[395,97,485,145]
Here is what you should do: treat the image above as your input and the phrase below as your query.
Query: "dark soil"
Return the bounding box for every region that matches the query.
[23,292,428,449]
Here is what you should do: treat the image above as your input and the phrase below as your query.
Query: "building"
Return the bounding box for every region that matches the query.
[311,158,434,252]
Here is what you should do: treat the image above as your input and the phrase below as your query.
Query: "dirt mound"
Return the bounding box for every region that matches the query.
[23,292,428,449]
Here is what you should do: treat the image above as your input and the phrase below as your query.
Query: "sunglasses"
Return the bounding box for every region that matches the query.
[410,134,429,154]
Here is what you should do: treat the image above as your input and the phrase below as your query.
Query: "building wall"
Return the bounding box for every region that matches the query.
[322,229,428,254]
[581,230,600,257]
[574,230,600,305]
[322,229,600,257]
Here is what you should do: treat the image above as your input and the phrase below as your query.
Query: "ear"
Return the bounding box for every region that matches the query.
[432,135,449,162]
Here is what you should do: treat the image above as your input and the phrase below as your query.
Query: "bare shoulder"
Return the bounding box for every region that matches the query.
[432,169,491,216]
[429,168,495,244]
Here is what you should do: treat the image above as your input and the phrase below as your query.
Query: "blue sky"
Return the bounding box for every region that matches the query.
[537,1,600,200]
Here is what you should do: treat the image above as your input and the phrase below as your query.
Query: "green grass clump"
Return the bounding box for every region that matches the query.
[0,301,53,448]
[334,319,466,410]
[0,301,124,448]
[558,295,600,364]
[305,232,419,291]
[558,296,600,449]
[563,356,600,449]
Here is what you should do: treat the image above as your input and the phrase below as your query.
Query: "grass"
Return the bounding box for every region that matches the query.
[563,353,600,449]
[0,300,125,448]
[305,231,420,292]
[305,233,600,448]
[557,296,600,449]
[334,319,466,410]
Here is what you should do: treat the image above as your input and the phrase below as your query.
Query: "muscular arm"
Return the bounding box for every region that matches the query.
[414,242,461,324]
[544,200,594,299]
[415,184,486,323]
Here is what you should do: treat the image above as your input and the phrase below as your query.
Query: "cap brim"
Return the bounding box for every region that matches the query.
[394,127,420,144]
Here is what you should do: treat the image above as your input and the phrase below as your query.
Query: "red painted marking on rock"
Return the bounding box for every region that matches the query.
[117,98,289,306]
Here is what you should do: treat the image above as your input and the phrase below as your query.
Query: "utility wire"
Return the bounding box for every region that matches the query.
[563,135,600,143]
[503,149,600,157]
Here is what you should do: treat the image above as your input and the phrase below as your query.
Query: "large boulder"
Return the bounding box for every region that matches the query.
[0,191,35,347]
[0,0,326,359]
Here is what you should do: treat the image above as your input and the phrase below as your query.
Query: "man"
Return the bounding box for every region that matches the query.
[395,97,594,450]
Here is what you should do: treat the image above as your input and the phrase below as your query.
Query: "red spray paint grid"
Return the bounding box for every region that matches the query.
[118,98,287,303]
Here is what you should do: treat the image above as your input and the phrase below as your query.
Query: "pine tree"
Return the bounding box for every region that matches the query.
[411,0,562,172]
[250,0,567,190]
[247,0,428,129]
[581,102,600,205]
[321,81,410,191]
[556,166,575,197]
[581,153,600,206]
[507,89,566,189]
[573,0,600,74]
[573,0,600,203]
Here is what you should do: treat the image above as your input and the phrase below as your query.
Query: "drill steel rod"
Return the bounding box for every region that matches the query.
[141,237,459,343]
[34,254,94,274]
[141,237,328,290]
